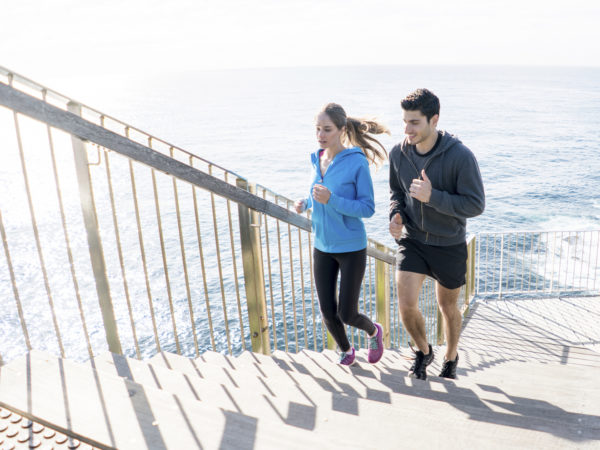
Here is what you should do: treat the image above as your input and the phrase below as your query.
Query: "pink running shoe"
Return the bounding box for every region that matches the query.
[368,322,384,363]
[339,347,356,366]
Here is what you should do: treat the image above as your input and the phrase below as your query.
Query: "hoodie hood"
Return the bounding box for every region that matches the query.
[311,146,366,166]
[400,130,462,158]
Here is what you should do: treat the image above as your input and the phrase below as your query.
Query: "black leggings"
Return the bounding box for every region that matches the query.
[313,247,376,352]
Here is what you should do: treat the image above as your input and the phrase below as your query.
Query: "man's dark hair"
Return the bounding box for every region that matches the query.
[401,88,440,122]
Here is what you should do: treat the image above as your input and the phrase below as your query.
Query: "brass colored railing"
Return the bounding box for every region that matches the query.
[476,230,599,298]
[0,67,408,364]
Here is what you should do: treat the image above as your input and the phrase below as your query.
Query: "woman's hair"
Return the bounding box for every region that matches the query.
[320,103,389,167]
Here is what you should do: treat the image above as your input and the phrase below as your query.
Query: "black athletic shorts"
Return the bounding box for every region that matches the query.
[395,237,467,289]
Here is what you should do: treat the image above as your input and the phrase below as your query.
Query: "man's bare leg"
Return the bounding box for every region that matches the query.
[436,282,462,361]
[396,271,429,353]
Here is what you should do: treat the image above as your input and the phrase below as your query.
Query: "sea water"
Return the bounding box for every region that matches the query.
[89,65,600,240]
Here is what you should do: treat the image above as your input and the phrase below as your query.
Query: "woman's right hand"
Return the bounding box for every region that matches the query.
[294,199,306,214]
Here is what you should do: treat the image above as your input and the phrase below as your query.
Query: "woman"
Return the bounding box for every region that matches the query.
[294,103,389,365]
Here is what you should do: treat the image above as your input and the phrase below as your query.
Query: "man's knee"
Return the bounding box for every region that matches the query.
[437,300,459,317]
[436,285,461,313]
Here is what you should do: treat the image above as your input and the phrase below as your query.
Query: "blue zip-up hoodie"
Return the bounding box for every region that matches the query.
[305,146,375,253]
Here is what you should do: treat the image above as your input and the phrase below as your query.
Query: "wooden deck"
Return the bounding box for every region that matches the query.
[0,296,599,449]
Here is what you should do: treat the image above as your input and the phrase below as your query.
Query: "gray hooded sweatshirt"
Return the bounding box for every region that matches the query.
[389,131,485,246]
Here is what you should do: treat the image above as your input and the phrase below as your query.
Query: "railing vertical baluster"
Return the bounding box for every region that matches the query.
[104,149,140,359]
[0,209,31,350]
[224,173,245,353]
[436,288,443,345]
[463,238,471,313]
[189,162,215,351]
[368,255,374,321]
[236,179,270,355]
[360,272,368,349]
[150,151,180,354]
[520,233,527,291]
[476,233,482,295]
[274,198,288,352]
[390,265,396,346]
[564,231,572,293]
[592,231,598,291]
[167,147,199,356]
[585,231,591,291]
[210,166,231,354]
[68,102,119,355]
[127,151,160,353]
[262,191,277,350]
[296,225,308,348]
[307,227,318,351]
[512,233,518,291]
[507,234,513,296]
[528,233,535,293]
[544,232,550,293]
[550,232,557,292]
[498,234,504,299]
[375,243,390,347]
[577,232,584,290]
[486,233,494,292]
[286,222,299,350]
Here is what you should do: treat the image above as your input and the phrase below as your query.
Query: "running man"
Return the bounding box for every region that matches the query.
[389,88,485,379]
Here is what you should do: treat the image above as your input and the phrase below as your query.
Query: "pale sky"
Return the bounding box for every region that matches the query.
[1,0,599,84]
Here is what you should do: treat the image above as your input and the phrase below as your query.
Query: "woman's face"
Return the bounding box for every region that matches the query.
[315,112,344,150]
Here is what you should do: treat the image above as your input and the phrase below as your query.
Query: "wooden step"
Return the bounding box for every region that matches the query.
[98,349,600,443]
[91,351,600,446]
[0,350,365,449]
[150,351,340,403]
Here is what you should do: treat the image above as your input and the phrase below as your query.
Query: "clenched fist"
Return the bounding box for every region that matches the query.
[389,213,403,240]
[312,184,331,204]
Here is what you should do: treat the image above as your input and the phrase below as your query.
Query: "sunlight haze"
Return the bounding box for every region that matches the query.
[1,0,599,85]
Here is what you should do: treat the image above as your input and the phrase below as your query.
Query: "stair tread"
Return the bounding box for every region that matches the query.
[3,351,599,448]
[1,350,346,449]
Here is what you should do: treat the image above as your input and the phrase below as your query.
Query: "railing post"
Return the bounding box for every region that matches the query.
[326,331,337,350]
[375,243,391,347]
[463,236,476,315]
[236,179,271,355]
[67,102,122,354]
[498,234,505,299]
[436,306,444,345]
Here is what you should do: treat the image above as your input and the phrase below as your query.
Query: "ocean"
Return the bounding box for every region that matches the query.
[84,65,600,241]
[1,64,600,361]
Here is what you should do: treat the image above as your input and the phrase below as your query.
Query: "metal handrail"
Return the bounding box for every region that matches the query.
[0,70,404,363]
[476,230,599,298]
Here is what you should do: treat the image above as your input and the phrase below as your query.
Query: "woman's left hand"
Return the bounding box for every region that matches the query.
[312,184,331,204]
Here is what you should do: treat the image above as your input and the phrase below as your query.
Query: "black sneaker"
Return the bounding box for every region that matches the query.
[439,354,459,379]
[409,343,434,380]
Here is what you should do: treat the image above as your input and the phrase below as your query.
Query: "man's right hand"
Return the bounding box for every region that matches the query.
[389,213,403,239]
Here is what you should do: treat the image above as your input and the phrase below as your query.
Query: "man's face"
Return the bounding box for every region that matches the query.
[403,110,438,146]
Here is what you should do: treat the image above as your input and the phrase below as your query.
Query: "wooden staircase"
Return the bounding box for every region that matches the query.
[1,298,599,449]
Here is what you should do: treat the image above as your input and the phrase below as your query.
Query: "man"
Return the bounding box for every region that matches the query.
[389,88,485,380]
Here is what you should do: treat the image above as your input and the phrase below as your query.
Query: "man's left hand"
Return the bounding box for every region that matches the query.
[409,169,432,203]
